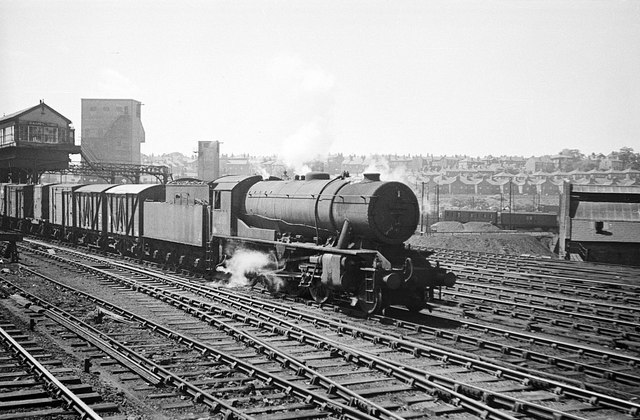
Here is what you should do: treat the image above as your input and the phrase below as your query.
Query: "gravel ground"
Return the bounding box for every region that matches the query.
[408,232,557,258]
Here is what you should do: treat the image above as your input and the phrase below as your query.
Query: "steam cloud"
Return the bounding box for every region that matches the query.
[269,54,336,175]
[363,157,410,184]
[216,249,284,292]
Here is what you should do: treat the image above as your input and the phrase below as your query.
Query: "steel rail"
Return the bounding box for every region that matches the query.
[23,242,640,372]
[107,254,640,365]
[208,286,640,389]
[0,325,103,420]
[86,271,522,420]
[48,250,640,420]
[455,278,640,319]
[431,252,640,288]
[106,251,640,369]
[391,318,640,386]
[22,250,519,420]
[451,270,640,306]
[22,240,640,417]
[120,270,640,419]
[82,270,441,420]
[43,311,164,386]
[12,268,386,420]
[445,264,640,298]
[443,289,640,335]
[1,279,252,420]
[187,289,640,418]
[220,287,640,391]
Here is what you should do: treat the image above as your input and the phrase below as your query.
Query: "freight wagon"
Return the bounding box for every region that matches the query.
[443,209,558,231]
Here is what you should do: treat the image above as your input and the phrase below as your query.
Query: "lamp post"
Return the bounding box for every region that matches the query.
[426,186,430,233]
[509,179,513,230]
[436,183,440,222]
[420,182,425,233]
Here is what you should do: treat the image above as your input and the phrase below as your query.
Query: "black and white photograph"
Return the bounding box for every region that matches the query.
[0,1,639,419]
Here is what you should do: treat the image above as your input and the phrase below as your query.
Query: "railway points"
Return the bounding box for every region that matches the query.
[0,306,118,418]
[0,238,637,419]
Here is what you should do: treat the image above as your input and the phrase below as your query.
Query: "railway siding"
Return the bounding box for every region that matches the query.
[14,242,640,419]
[0,238,637,419]
[0,305,119,419]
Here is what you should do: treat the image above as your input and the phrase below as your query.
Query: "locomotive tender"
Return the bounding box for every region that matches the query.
[0,172,456,314]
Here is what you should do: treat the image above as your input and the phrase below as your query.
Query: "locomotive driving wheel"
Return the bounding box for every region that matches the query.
[404,298,426,313]
[309,281,330,304]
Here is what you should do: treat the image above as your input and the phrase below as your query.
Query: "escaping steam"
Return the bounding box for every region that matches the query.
[215,249,284,292]
[281,118,327,175]
[363,157,410,184]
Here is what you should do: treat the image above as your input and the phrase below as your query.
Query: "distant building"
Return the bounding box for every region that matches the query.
[81,98,145,164]
[525,156,555,173]
[599,154,624,171]
[220,156,252,176]
[341,155,367,174]
[559,183,640,265]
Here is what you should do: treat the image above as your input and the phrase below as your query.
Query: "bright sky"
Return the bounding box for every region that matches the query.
[1,0,639,164]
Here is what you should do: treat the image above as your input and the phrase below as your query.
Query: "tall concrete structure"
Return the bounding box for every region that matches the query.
[197,141,220,181]
[81,99,145,164]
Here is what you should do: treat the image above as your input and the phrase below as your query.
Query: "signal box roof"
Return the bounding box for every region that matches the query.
[0,101,71,124]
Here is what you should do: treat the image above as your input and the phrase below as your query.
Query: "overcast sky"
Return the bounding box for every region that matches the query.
[1,0,639,164]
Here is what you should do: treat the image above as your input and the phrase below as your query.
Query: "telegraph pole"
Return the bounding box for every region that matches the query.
[509,179,513,229]
[436,183,440,222]
[420,182,425,233]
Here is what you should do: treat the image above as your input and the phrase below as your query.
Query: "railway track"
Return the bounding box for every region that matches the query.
[5,238,640,419]
[13,243,493,419]
[0,304,118,419]
[6,274,385,419]
[441,266,640,306]
[422,252,640,352]
[454,279,639,322]
[431,248,640,286]
[441,288,640,345]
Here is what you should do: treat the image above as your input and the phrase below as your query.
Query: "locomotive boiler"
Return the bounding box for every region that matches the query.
[242,172,418,245]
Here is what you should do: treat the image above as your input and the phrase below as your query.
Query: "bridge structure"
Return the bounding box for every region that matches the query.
[48,157,173,184]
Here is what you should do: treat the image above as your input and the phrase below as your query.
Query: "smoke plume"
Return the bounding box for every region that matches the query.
[363,157,410,184]
[269,54,336,175]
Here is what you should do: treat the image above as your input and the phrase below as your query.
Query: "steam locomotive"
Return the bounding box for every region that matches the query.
[0,172,456,314]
